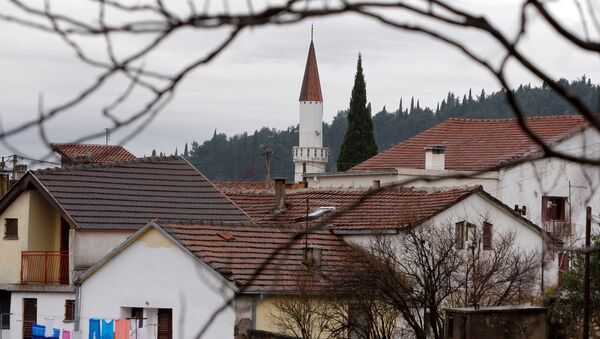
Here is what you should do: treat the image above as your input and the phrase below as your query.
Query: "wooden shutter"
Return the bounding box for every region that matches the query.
[455,222,464,249]
[22,298,37,339]
[483,222,493,250]
[541,196,550,222]
[4,218,17,239]
[64,300,75,321]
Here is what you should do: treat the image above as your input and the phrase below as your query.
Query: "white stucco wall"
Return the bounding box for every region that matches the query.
[342,193,558,289]
[78,227,236,339]
[5,291,75,339]
[307,169,499,194]
[499,127,600,243]
[72,231,132,269]
[298,101,323,148]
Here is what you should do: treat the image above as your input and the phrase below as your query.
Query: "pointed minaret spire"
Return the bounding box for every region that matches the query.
[299,29,323,102]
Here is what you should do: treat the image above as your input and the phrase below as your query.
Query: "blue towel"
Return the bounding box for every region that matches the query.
[101,319,114,339]
[32,323,45,339]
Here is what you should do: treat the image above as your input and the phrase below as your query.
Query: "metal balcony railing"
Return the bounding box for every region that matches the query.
[21,251,69,284]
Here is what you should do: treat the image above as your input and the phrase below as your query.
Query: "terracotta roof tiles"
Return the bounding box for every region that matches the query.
[160,221,357,293]
[51,143,136,164]
[352,115,590,171]
[222,186,479,230]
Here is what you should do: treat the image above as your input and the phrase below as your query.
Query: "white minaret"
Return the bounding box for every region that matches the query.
[293,31,328,182]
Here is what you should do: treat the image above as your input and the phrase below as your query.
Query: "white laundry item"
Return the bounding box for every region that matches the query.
[129,319,137,339]
[137,326,146,339]
[43,318,54,337]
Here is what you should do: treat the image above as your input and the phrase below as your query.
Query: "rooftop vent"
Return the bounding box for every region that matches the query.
[302,247,322,270]
[308,206,336,218]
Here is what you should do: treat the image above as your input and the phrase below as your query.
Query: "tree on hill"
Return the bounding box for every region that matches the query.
[337,54,378,171]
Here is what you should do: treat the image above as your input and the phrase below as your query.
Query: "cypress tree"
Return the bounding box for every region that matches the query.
[337,54,378,171]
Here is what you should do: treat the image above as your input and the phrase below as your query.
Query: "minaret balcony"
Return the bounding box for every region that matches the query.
[292,146,329,163]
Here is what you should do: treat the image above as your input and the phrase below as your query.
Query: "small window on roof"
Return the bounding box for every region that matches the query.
[308,207,336,218]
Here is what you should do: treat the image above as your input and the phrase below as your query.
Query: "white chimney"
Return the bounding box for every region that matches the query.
[425,145,446,170]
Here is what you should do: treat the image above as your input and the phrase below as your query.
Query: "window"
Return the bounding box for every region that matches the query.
[4,218,17,239]
[483,222,493,250]
[542,196,567,222]
[455,222,465,249]
[64,300,75,322]
[0,290,10,329]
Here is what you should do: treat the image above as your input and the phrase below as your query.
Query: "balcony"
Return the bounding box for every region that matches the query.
[21,251,69,284]
[543,220,572,238]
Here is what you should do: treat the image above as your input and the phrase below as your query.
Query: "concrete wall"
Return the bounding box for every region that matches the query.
[6,291,75,339]
[298,101,323,148]
[78,227,236,339]
[27,190,61,252]
[72,231,132,269]
[499,127,600,243]
[0,192,31,284]
[445,308,548,339]
[343,193,558,289]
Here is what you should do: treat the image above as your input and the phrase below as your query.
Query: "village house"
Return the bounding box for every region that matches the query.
[303,115,599,247]
[0,155,249,339]
[74,220,357,339]
[221,182,559,291]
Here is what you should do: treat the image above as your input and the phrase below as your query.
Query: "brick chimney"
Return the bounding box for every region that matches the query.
[425,145,446,170]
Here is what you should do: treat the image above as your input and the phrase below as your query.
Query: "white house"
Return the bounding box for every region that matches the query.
[0,155,249,339]
[221,183,560,289]
[75,220,357,339]
[303,115,598,246]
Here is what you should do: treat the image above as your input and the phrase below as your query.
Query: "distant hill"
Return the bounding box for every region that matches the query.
[184,77,599,182]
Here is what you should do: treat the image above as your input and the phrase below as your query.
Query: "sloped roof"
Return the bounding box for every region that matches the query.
[51,143,136,163]
[7,156,249,230]
[215,181,306,190]
[299,40,323,102]
[158,221,356,293]
[222,186,480,230]
[352,115,590,171]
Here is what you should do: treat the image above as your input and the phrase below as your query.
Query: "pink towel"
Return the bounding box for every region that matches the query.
[62,330,70,339]
[115,319,129,339]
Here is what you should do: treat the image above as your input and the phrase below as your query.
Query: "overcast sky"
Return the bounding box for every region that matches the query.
[0,0,598,164]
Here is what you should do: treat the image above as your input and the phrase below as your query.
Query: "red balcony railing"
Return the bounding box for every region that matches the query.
[21,251,69,284]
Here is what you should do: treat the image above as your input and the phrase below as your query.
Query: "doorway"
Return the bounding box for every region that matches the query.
[157,308,172,339]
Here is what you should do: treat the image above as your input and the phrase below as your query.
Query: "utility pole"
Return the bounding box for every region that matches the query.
[11,155,17,181]
[105,128,111,145]
[583,206,591,339]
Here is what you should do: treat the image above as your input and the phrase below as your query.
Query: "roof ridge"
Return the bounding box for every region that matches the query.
[34,155,181,174]
[50,143,129,148]
[156,218,258,227]
[447,114,585,122]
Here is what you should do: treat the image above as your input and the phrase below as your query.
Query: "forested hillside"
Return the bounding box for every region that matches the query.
[183,77,599,181]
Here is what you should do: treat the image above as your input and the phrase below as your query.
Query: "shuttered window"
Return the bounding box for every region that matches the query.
[22,298,37,339]
[4,218,17,239]
[455,222,465,249]
[0,290,10,329]
[64,300,75,322]
[483,222,493,250]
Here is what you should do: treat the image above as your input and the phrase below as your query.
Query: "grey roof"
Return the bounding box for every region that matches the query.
[2,156,250,230]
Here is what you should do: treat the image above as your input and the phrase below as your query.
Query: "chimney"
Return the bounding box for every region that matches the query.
[373,180,381,189]
[274,178,286,211]
[425,145,446,170]
[0,174,8,197]
[302,247,322,270]
[14,164,27,180]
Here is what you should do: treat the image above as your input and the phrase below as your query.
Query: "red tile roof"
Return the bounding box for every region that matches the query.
[352,115,589,171]
[299,40,323,102]
[25,156,249,230]
[51,143,136,164]
[215,181,306,190]
[159,221,357,293]
[222,186,480,230]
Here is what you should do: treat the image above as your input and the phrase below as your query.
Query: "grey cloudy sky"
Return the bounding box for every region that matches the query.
[0,0,598,163]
